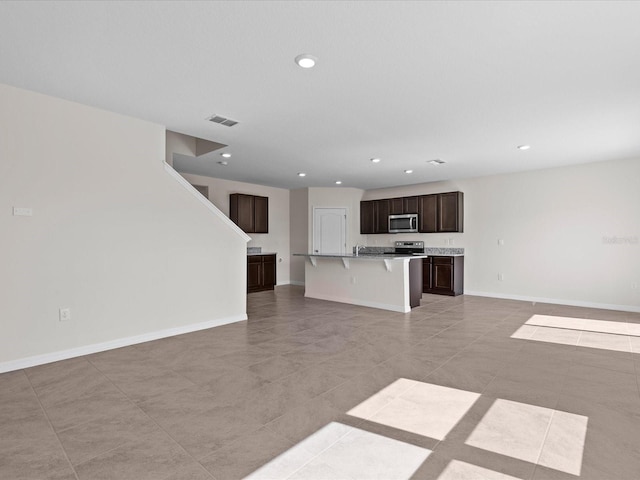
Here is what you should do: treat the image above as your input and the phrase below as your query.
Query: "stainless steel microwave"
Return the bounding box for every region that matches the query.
[389,214,418,233]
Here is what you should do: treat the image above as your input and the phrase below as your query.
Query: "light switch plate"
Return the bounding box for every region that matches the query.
[13,207,33,216]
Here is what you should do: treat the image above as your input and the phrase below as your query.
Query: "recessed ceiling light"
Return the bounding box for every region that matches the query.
[428,159,445,165]
[335,181,342,185]
[217,161,228,166]
[295,54,317,69]
[221,152,231,158]
[297,172,306,177]
[517,145,531,150]
[404,169,413,174]
[370,158,381,163]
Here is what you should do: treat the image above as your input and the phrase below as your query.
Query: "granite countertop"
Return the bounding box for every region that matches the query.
[294,253,430,260]
[247,251,277,256]
[294,247,464,258]
[424,248,464,256]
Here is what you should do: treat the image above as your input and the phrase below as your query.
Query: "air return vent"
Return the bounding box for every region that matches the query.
[208,115,238,127]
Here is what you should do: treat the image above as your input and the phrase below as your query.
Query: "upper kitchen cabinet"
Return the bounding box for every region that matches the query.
[419,192,464,233]
[362,191,462,234]
[360,199,390,234]
[438,191,463,232]
[230,193,269,233]
[389,196,419,215]
[418,194,437,232]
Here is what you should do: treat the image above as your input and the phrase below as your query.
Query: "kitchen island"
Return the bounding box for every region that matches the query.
[294,253,426,313]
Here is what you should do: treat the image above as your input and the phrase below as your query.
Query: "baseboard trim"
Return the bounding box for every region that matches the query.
[464,290,640,313]
[288,281,305,286]
[0,314,247,374]
[304,292,409,313]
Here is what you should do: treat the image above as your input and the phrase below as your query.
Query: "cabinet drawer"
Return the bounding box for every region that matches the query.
[433,256,453,265]
[248,256,262,264]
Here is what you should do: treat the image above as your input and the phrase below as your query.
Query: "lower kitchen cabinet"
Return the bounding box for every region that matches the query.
[423,256,464,296]
[247,254,276,293]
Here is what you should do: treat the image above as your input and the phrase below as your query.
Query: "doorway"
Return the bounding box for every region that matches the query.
[312,208,347,254]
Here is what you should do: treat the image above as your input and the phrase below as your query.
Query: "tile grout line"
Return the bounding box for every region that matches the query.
[532,409,557,478]
[23,369,81,480]
[527,321,640,339]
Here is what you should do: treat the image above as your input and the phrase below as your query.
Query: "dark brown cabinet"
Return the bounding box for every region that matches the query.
[230,193,269,233]
[360,200,375,234]
[418,195,438,232]
[418,192,463,233]
[247,254,276,293]
[361,192,462,234]
[390,196,419,215]
[360,199,390,234]
[438,192,463,232]
[253,195,269,233]
[423,256,464,296]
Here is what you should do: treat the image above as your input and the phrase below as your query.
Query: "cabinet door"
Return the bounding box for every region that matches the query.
[431,257,454,294]
[375,199,390,233]
[360,201,375,234]
[438,192,463,232]
[254,196,269,233]
[419,195,437,233]
[262,255,276,289]
[231,194,255,232]
[247,257,262,292]
[389,198,404,215]
[404,196,419,214]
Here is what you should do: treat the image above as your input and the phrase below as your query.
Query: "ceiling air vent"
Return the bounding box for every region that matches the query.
[208,115,238,127]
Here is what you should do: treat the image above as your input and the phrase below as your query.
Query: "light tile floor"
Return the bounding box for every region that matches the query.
[1,286,639,479]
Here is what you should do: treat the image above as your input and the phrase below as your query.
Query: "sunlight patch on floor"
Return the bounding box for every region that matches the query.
[347,378,481,440]
[466,399,588,476]
[512,314,639,353]
[244,422,431,479]
[438,460,523,480]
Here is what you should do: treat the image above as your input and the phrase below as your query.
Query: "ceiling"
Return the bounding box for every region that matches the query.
[1,1,640,190]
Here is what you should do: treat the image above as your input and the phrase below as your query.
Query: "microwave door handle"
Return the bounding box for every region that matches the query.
[412,216,417,229]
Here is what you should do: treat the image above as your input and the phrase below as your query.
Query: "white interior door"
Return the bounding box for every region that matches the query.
[313,208,347,254]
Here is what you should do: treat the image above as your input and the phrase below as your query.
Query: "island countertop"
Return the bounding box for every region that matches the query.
[294,246,464,258]
[294,253,430,260]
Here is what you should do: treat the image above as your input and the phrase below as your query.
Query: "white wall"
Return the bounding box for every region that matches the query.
[307,187,366,253]
[363,158,640,311]
[0,84,249,371]
[165,130,196,166]
[289,188,308,285]
[177,173,291,285]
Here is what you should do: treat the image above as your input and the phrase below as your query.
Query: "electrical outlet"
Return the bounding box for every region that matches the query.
[498,239,504,246]
[498,273,504,281]
[59,308,71,322]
